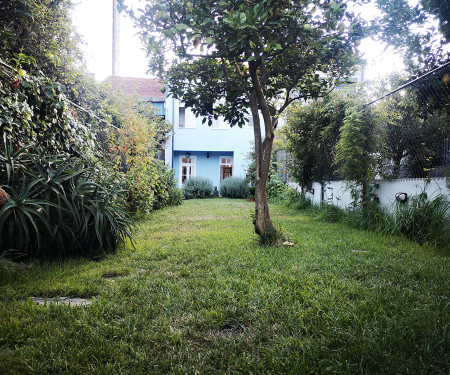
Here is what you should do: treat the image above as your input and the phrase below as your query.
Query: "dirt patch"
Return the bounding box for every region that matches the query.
[208,323,245,340]
[101,270,128,282]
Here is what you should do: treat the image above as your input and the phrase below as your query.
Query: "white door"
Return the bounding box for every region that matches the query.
[180,156,196,186]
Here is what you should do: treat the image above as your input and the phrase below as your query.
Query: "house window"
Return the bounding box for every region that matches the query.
[180,156,196,184]
[179,107,185,128]
[212,116,229,129]
[220,156,233,182]
[179,105,195,128]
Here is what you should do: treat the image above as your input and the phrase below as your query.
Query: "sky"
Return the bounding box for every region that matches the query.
[71,0,405,83]
[72,0,150,81]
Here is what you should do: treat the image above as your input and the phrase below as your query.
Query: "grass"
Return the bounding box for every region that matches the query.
[0,199,449,374]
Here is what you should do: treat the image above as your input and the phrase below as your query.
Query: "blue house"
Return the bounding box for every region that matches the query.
[164,97,255,188]
[105,76,256,188]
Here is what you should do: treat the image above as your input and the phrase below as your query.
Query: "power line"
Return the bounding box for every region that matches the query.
[365,61,450,107]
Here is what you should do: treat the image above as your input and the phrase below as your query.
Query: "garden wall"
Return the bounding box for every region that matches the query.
[295,178,449,212]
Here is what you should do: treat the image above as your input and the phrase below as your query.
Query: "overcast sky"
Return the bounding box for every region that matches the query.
[71,0,404,82]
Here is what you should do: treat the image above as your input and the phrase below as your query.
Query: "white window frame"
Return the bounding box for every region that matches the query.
[179,155,196,187]
[219,156,233,183]
[179,104,195,128]
[212,116,230,129]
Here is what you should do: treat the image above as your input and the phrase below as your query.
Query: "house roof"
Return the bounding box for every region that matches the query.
[104,76,165,101]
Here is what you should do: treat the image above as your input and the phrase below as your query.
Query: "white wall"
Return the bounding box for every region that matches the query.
[295,178,449,212]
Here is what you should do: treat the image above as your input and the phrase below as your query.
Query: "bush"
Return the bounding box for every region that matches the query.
[0,144,135,259]
[266,174,286,200]
[183,177,214,199]
[317,202,345,223]
[168,187,184,206]
[152,161,182,210]
[345,202,394,233]
[394,194,449,249]
[220,177,248,198]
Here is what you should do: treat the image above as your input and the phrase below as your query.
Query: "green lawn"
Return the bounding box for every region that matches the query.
[0,199,448,374]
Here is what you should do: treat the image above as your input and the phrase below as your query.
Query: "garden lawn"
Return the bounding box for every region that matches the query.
[0,199,448,374]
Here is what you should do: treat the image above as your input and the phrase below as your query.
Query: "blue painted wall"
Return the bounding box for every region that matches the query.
[165,96,255,188]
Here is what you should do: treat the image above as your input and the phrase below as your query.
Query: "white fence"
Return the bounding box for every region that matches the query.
[294,178,449,212]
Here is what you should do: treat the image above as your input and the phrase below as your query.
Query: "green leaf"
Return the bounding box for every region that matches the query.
[176,23,189,31]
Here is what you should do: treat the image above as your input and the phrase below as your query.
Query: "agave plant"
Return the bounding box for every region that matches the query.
[0,180,56,257]
[0,143,136,259]
[0,139,32,186]
[71,180,135,255]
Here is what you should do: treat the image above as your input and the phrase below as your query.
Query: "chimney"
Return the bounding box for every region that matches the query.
[112,0,120,76]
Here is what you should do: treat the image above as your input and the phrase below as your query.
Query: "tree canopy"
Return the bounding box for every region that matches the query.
[124,0,367,241]
[375,0,450,71]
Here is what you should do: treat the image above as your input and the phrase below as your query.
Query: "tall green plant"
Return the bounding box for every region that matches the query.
[282,93,356,189]
[395,193,449,249]
[335,103,374,183]
[0,144,135,259]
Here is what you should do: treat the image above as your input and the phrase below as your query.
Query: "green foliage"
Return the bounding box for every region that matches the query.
[317,202,346,223]
[124,0,366,237]
[122,160,181,216]
[0,144,135,259]
[168,186,184,207]
[245,144,287,200]
[280,187,313,210]
[183,176,214,199]
[151,161,182,210]
[282,93,357,189]
[372,78,450,179]
[0,65,95,154]
[0,0,87,99]
[284,189,448,250]
[0,0,179,260]
[394,193,449,249]
[0,200,448,373]
[247,186,256,199]
[376,0,449,69]
[219,177,248,199]
[335,102,375,184]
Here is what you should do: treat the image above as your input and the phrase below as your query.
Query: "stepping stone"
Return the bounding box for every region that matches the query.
[29,297,92,307]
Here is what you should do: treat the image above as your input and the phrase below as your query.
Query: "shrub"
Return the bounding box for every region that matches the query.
[285,188,313,210]
[183,177,214,199]
[152,161,182,210]
[0,144,135,259]
[168,186,184,206]
[394,194,449,249]
[220,177,248,198]
[317,202,345,223]
[345,201,394,233]
[266,174,287,200]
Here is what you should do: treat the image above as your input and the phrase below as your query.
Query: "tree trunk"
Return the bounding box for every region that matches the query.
[254,158,277,238]
[248,62,278,242]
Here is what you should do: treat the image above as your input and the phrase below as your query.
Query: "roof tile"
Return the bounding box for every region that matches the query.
[104,76,165,100]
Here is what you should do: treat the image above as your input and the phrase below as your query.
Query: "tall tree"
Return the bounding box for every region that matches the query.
[376,0,450,71]
[123,0,365,241]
